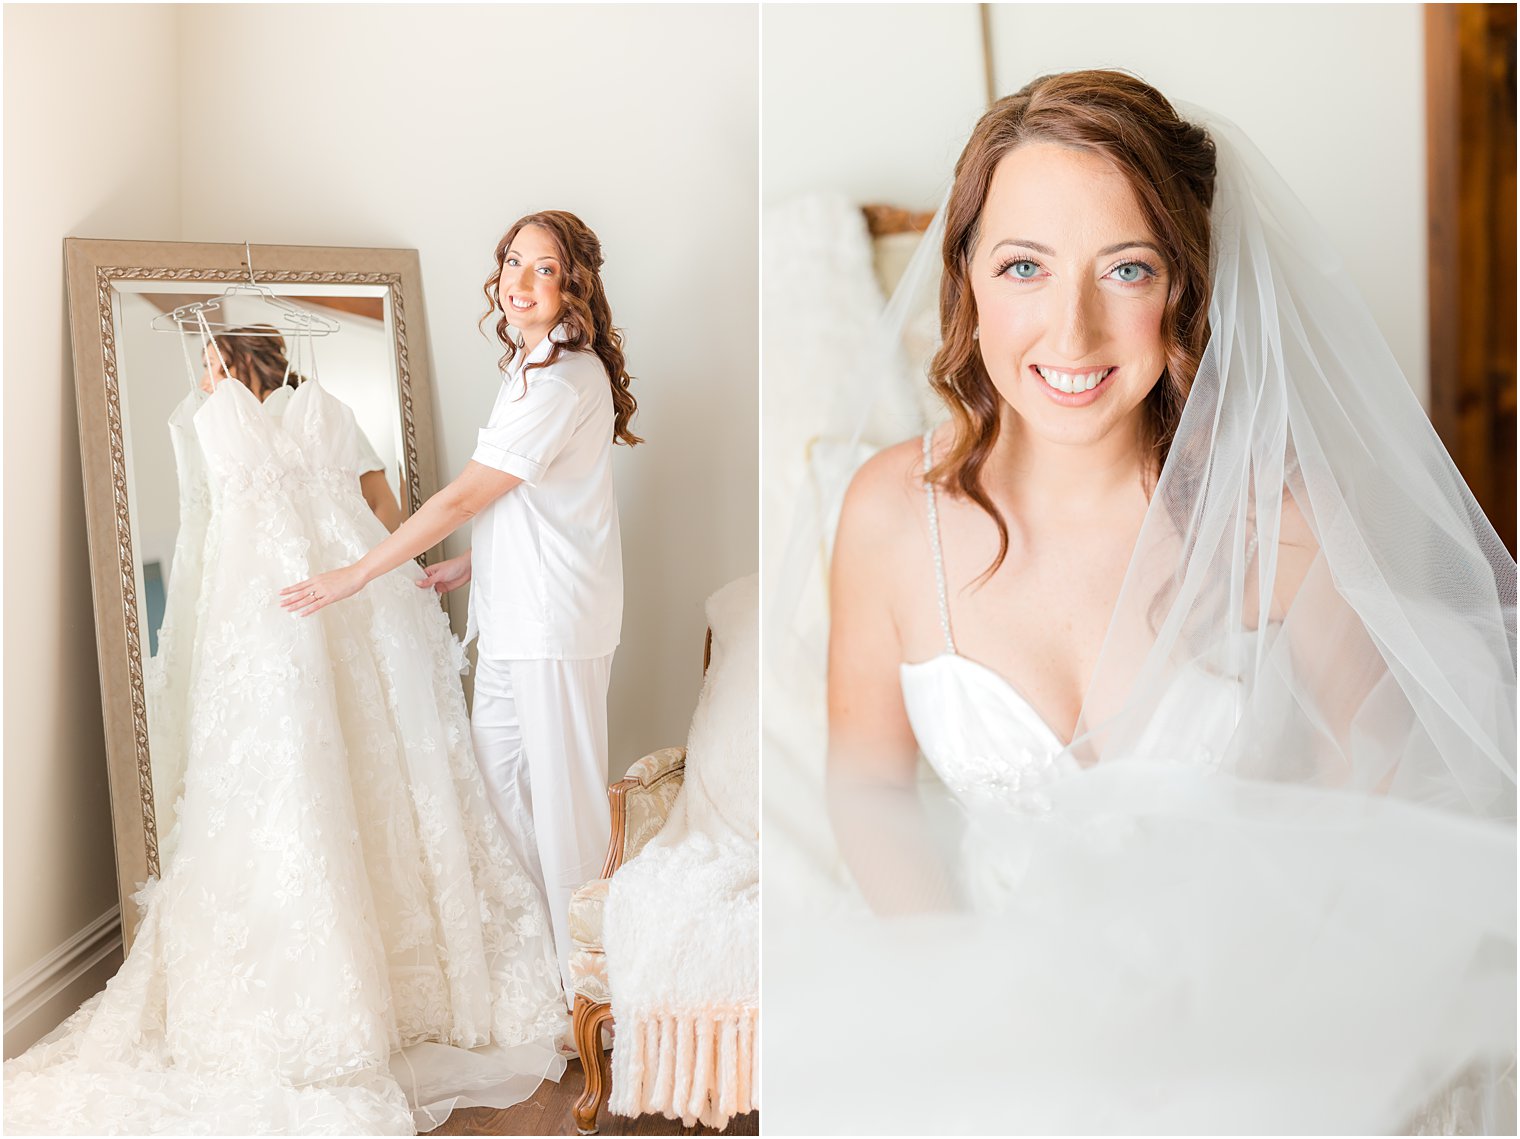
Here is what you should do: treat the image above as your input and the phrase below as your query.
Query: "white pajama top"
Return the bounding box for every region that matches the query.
[466,324,623,661]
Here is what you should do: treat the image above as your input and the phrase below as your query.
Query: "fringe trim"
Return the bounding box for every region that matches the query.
[608,1003,757,1129]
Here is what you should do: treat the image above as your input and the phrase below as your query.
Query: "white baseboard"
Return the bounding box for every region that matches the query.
[4,906,122,1037]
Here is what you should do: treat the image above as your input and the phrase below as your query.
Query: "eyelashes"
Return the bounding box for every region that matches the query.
[504,258,558,276]
[1108,258,1160,284]
[992,256,1161,284]
[993,257,1042,281]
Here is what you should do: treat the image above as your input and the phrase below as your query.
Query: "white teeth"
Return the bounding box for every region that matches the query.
[510,297,533,311]
[1036,366,1111,394]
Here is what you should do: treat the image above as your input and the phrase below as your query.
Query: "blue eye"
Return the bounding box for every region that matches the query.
[1109,262,1153,284]
[537,266,554,276]
[1004,259,1041,280]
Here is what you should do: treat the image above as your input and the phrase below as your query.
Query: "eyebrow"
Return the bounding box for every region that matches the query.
[505,248,562,263]
[990,238,1163,259]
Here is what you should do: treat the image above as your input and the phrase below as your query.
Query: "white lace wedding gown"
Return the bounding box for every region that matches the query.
[4,378,567,1134]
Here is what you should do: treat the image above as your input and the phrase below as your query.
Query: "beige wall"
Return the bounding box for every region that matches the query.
[762,3,987,207]
[3,4,180,1052]
[178,3,760,769]
[4,3,757,1052]
[762,2,1429,404]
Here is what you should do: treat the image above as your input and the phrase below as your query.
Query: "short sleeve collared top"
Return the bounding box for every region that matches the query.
[465,324,623,661]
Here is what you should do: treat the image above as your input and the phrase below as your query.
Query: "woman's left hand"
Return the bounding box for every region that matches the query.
[280,564,368,617]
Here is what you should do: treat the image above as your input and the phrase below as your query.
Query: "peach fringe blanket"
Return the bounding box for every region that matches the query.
[603,576,759,1128]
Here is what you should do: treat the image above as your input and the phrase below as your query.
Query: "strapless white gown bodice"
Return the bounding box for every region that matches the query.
[903,430,1251,813]
[900,648,1247,812]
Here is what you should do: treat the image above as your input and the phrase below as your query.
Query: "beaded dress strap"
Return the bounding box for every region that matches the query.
[922,430,956,654]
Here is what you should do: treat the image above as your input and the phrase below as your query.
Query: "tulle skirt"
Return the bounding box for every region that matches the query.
[766,763,1516,1135]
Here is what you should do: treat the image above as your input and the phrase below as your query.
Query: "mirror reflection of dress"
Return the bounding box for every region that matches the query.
[144,384,211,849]
[5,377,567,1134]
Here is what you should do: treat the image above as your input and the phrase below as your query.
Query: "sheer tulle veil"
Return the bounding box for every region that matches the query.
[763,87,1516,1133]
[1083,102,1514,812]
[770,102,1515,815]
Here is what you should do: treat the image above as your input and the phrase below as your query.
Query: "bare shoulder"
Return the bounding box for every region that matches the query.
[837,436,929,546]
[832,436,935,635]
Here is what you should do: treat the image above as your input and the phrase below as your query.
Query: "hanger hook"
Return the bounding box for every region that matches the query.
[244,240,256,287]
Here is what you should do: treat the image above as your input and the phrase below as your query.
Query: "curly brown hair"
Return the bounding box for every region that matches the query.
[209,325,307,399]
[480,210,642,446]
[929,69,1217,577]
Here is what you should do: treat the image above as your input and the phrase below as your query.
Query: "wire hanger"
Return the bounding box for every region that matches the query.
[151,241,341,338]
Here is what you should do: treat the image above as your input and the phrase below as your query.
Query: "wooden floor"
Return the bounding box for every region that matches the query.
[424,1059,758,1137]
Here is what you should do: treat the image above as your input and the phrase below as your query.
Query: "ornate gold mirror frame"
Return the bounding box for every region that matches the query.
[63,239,443,947]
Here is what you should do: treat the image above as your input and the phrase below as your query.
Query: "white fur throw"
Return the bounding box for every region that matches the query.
[602,574,759,1129]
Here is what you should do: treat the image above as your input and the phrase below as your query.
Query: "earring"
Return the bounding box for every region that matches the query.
[972,328,980,340]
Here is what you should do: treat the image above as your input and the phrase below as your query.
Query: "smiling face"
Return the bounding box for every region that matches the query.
[968,142,1170,451]
[497,224,565,349]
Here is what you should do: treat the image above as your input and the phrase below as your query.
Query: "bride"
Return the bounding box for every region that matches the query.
[771,70,1516,1133]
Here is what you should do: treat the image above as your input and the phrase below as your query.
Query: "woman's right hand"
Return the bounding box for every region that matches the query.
[417,551,472,594]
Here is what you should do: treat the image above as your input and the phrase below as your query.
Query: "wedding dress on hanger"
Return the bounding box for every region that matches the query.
[5,370,567,1134]
[146,379,386,848]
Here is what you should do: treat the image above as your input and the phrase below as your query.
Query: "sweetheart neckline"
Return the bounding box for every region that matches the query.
[201,375,320,409]
[900,651,1073,753]
[902,630,1271,768]
[194,376,323,434]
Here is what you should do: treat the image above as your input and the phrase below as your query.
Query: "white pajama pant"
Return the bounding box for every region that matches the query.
[471,653,613,1007]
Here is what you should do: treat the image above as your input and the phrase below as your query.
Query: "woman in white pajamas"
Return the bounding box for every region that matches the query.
[282,209,640,1003]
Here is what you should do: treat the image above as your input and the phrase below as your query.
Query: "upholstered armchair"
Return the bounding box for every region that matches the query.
[567,746,688,1134]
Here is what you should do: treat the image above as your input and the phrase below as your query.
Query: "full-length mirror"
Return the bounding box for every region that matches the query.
[65,240,441,944]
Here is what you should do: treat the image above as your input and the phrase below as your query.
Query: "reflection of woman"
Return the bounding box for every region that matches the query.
[778,71,1515,1132]
[202,324,404,531]
[283,210,640,1004]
